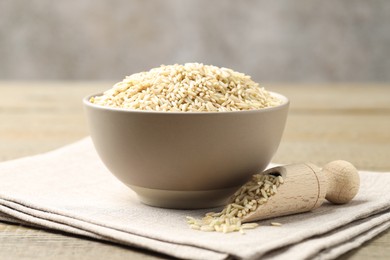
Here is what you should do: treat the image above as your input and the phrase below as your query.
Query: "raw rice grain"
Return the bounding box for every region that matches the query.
[186,173,284,234]
[90,63,281,112]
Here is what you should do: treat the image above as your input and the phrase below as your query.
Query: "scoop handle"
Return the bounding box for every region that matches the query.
[323,160,360,204]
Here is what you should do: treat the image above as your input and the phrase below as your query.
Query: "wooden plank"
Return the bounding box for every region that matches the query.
[0,222,167,260]
[0,82,389,259]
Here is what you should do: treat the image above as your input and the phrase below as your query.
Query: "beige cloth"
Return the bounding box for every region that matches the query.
[0,138,389,260]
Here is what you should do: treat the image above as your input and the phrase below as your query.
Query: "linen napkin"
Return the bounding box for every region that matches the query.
[0,138,389,260]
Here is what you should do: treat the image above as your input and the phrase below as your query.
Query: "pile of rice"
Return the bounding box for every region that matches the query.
[90,63,281,112]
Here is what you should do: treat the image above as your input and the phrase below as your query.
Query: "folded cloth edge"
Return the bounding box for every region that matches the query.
[259,210,390,260]
[1,195,390,260]
[0,199,227,260]
[318,221,390,260]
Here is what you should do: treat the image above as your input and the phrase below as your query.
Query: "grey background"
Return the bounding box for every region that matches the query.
[1,0,389,82]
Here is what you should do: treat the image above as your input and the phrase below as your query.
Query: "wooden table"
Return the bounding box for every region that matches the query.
[1,82,389,259]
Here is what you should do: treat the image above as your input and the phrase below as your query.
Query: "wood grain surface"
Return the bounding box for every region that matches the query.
[0,82,389,259]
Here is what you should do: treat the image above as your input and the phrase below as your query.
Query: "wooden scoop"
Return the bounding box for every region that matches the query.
[242,160,360,223]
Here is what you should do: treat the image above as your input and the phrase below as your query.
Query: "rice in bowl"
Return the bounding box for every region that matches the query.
[90,63,281,112]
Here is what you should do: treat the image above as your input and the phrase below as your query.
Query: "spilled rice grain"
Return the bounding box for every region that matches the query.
[186,173,284,233]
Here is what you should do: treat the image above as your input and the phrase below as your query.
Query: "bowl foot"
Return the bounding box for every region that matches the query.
[129,185,239,209]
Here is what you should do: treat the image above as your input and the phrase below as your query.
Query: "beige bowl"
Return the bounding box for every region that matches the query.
[83,92,289,209]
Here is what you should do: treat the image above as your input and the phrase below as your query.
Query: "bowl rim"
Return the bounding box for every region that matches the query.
[83,91,289,115]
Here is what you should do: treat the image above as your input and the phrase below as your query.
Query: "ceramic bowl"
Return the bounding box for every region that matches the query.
[83,92,289,209]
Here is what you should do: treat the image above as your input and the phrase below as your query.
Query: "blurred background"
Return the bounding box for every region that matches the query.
[0,0,389,82]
